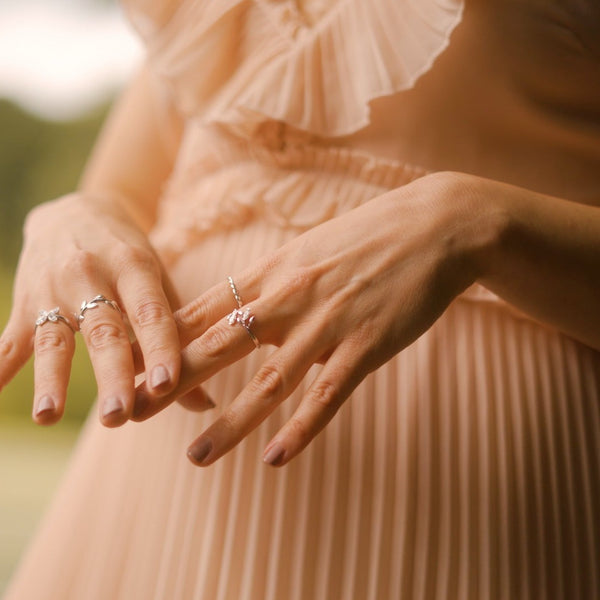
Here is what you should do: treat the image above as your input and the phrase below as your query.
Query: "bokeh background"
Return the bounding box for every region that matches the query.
[0,0,142,591]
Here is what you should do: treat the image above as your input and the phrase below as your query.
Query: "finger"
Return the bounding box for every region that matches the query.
[78,296,135,427]
[261,343,366,467]
[131,305,259,421]
[32,315,77,425]
[186,333,322,466]
[0,315,34,395]
[174,276,257,346]
[117,263,180,397]
[176,386,216,412]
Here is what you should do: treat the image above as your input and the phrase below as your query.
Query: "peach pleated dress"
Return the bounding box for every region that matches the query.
[6,1,600,598]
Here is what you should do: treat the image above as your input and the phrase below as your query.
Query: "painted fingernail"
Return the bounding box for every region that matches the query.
[187,438,213,465]
[35,395,55,416]
[150,364,170,391]
[263,442,286,466]
[103,397,124,418]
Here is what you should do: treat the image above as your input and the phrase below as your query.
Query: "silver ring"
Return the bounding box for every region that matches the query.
[227,307,261,349]
[35,307,76,333]
[77,295,122,326]
[227,276,243,308]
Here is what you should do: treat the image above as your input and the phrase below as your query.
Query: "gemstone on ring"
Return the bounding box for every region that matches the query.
[227,307,260,348]
[35,307,75,332]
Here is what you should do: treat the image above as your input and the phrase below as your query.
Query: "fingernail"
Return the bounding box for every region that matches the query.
[103,397,124,418]
[187,438,213,465]
[35,395,55,416]
[263,442,286,466]
[150,364,170,392]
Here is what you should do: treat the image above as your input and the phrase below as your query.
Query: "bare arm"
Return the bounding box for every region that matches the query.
[467,175,600,350]
[80,64,183,231]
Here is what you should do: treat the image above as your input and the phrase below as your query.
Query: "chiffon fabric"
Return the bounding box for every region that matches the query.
[6,1,600,598]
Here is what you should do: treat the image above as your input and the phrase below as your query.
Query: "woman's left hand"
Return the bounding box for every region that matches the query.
[132,172,490,466]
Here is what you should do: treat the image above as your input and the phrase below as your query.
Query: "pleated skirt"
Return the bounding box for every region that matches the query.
[5,220,600,600]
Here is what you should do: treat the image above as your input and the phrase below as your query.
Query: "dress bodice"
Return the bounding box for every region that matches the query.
[119,0,600,264]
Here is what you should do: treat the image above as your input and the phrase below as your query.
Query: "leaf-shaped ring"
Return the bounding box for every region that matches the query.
[77,295,122,327]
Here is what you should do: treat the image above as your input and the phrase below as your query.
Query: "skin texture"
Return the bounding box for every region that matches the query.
[131,173,600,467]
[0,68,212,427]
[0,70,599,466]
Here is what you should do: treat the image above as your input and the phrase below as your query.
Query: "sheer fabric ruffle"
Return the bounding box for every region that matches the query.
[121,0,464,136]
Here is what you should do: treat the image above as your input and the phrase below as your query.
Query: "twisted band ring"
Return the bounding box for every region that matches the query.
[227,276,244,308]
[35,307,76,333]
[77,295,122,327]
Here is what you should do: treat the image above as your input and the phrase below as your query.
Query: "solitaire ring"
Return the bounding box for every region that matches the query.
[77,295,122,326]
[35,307,76,333]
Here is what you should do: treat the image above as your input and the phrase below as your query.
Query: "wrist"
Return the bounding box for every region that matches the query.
[437,172,511,285]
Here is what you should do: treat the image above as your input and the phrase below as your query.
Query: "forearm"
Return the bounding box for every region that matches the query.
[78,65,183,232]
[465,174,600,350]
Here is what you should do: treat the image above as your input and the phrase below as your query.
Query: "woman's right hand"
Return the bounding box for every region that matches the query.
[0,192,189,426]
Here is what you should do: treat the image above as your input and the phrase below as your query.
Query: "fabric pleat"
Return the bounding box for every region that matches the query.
[6,218,600,599]
[5,2,600,598]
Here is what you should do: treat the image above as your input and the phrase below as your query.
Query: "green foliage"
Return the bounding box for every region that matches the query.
[0,99,108,268]
[0,100,110,422]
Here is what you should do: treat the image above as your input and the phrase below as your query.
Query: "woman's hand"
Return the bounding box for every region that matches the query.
[0,192,192,426]
[133,172,492,465]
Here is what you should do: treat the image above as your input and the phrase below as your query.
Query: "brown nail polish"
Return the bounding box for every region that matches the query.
[187,438,213,465]
[150,364,170,391]
[35,395,55,416]
[263,442,286,466]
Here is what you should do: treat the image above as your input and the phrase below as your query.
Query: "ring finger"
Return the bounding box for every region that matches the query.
[77,292,135,426]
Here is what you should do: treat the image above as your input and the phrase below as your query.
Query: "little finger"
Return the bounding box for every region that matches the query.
[0,314,35,394]
[262,343,366,466]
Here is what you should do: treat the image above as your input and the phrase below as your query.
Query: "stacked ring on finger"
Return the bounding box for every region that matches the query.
[77,295,122,327]
[35,307,76,333]
[226,276,261,349]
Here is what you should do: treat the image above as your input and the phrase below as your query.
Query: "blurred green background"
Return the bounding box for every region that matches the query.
[0,0,140,589]
[0,98,110,593]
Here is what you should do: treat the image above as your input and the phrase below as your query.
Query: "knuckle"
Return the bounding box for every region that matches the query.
[249,364,284,402]
[131,299,170,328]
[86,322,127,350]
[201,325,231,359]
[285,267,317,296]
[35,330,70,354]
[119,245,157,275]
[176,295,210,330]
[0,335,16,358]
[306,380,339,413]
